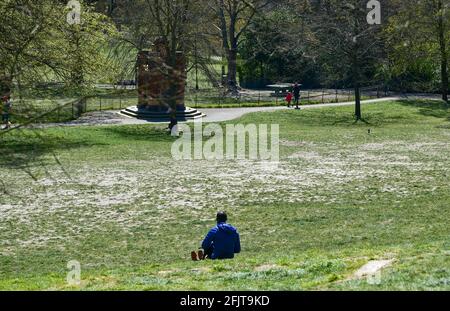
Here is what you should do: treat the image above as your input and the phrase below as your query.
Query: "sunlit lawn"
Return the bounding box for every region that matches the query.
[0,100,449,290]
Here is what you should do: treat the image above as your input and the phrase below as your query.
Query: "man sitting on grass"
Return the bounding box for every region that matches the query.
[192,212,241,261]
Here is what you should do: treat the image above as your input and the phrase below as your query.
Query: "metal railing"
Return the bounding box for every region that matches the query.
[2,85,391,130]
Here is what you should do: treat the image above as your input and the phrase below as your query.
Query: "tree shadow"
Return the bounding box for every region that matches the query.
[331,116,371,126]
[354,118,371,125]
[101,125,177,142]
[397,99,449,119]
[0,129,105,170]
[331,117,356,126]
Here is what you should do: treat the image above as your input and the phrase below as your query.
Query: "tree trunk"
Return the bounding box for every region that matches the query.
[71,29,84,90]
[226,6,239,95]
[227,46,238,94]
[355,84,361,120]
[217,0,229,88]
[0,74,12,97]
[437,1,448,103]
[76,98,86,117]
[440,51,448,103]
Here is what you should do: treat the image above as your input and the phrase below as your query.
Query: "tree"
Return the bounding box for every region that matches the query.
[211,0,273,94]
[0,0,117,99]
[0,0,59,96]
[63,1,118,115]
[310,0,386,120]
[239,1,321,88]
[387,0,449,102]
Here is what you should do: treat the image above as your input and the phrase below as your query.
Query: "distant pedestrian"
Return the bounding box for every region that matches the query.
[293,83,301,110]
[2,95,12,129]
[167,110,179,136]
[285,92,293,107]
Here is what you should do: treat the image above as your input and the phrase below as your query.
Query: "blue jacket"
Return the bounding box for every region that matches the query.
[202,222,241,259]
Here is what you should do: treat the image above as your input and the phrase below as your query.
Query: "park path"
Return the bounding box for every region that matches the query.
[201,97,401,122]
[23,95,442,129]
[200,94,443,122]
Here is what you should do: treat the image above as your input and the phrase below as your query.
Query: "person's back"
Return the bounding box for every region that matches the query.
[293,83,300,98]
[200,212,241,260]
[293,83,301,109]
[6,98,11,111]
[2,97,11,113]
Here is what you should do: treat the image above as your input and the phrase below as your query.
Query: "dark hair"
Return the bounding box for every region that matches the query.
[216,211,228,223]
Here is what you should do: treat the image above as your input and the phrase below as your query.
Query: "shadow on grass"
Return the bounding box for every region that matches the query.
[332,116,373,126]
[397,100,449,119]
[356,118,371,125]
[101,125,177,142]
[0,130,105,170]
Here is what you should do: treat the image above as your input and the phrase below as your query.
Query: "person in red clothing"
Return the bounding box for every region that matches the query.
[285,91,293,108]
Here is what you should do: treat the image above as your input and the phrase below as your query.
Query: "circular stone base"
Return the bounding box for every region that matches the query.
[120,106,206,121]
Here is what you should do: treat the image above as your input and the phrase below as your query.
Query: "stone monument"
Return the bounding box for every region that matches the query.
[121,38,204,121]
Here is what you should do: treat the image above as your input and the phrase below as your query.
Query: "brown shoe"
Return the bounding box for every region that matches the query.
[198,250,205,260]
[191,251,198,261]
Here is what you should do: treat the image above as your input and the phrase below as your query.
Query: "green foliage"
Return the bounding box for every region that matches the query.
[240,8,322,88]
[385,0,449,93]
[0,0,119,97]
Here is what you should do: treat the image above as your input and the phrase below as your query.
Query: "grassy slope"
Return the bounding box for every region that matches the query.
[0,100,449,290]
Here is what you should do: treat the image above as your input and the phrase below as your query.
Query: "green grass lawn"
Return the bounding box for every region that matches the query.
[0,100,449,290]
